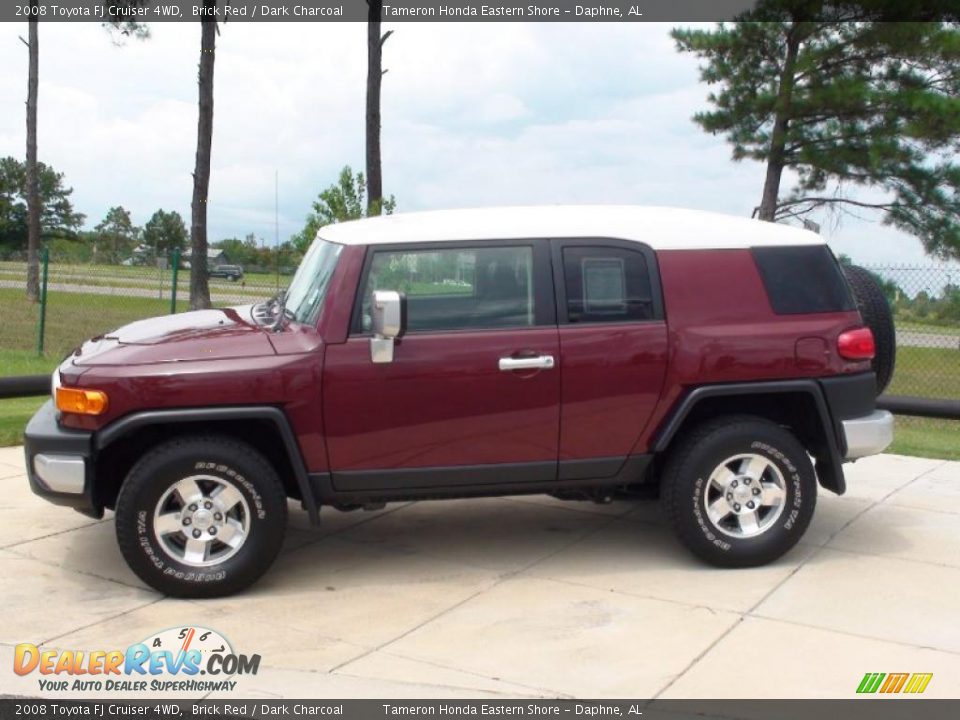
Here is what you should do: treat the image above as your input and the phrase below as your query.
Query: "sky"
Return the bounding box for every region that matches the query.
[0,20,953,267]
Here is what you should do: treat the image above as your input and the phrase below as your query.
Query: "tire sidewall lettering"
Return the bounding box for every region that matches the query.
[692,475,732,551]
[135,459,269,584]
[193,460,267,520]
[692,440,806,551]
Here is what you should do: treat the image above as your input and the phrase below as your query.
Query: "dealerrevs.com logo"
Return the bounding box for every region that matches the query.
[14,626,259,694]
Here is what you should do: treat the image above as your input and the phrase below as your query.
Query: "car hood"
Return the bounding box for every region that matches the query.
[71,305,276,366]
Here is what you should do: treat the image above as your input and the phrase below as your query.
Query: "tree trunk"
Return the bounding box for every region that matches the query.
[757,26,802,222]
[365,0,384,216]
[25,11,40,302]
[190,3,216,310]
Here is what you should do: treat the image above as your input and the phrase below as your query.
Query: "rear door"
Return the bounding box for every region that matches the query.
[322,239,561,491]
[551,239,668,479]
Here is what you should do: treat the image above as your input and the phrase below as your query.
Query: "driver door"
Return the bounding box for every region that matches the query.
[322,240,560,491]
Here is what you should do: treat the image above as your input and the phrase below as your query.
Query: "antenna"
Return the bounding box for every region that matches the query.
[275,170,280,291]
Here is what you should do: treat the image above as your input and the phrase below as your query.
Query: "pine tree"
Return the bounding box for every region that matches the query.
[674,3,960,258]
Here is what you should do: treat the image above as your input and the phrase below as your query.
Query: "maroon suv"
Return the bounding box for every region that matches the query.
[25,206,894,597]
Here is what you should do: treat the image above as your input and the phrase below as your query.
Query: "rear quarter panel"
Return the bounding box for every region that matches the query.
[633,248,869,452]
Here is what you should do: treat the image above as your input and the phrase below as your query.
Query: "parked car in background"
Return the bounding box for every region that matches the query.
[208,264,244,281]
[24,206,895,597]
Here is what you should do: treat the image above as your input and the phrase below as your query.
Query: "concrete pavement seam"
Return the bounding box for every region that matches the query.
[40,597,165,646]
[326,511,625,677]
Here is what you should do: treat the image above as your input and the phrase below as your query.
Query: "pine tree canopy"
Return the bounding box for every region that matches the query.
[674,2,960,258]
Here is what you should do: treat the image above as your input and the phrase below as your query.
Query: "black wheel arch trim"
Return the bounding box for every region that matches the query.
[95,406,319,523]
[651,379,847,494]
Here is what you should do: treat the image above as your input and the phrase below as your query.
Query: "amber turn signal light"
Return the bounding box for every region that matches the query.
[55,387,109,416]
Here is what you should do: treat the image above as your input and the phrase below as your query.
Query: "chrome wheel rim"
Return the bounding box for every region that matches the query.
[153,475,251,568]
[702,453,786,539]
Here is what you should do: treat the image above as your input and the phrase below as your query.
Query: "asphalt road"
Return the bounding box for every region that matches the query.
[896,329,960,350]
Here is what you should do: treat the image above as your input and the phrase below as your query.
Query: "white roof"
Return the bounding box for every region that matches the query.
[316,205,824,251]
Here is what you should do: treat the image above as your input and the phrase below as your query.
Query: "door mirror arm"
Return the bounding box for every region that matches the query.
[370,290,406,363]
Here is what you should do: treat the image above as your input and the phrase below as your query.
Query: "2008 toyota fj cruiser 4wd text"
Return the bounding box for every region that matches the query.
[25,206,895,597]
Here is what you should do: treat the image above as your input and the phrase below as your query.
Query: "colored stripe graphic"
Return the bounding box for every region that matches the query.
[857,673,885,694]
[904,673,933,694]
[857,672,932,694]
[880,673,909,693]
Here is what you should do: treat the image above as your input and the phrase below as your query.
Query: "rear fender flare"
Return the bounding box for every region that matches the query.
[652,380,846,494]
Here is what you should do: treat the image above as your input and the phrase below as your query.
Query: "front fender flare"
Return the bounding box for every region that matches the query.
[95,406,319,523]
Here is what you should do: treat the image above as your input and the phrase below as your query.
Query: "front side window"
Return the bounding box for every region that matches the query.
[562,246,654,322]
[360,245,535,332]
[285,238,343,325]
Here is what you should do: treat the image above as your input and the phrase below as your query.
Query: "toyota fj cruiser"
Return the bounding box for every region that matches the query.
[25,206,895,596]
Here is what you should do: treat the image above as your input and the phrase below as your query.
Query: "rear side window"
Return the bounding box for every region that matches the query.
[752,245,855,315]
[562,246,655,322]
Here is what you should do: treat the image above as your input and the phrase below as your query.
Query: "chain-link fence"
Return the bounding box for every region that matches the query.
[0,249,289,359]
[2,253,958,401]
[865,264,960,401]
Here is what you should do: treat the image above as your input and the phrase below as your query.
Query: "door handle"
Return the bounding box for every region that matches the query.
[498,355,555,371]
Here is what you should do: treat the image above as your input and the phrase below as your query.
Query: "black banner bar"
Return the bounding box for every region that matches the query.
[1,699,959,720]
[2,0,956,23]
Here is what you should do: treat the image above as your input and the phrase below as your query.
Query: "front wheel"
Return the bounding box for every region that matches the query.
[661,416,816,567]
[115,436,287,597]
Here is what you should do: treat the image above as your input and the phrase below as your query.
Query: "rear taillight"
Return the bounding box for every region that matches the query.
[838,327,875,361]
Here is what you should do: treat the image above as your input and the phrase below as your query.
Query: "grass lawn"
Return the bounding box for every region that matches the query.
[887,346,960,399]
[0,287,191,358]
[0,396,45,448]
[0,350,58,447]
[888,416,960,461]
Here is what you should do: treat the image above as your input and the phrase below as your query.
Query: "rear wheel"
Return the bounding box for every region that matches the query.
[843,264,896,395]
[661,416,816,567]
[115,436,287,597]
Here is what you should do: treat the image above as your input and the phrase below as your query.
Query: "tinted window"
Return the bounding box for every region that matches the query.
[752,245,855,314]
[562,246,654,322]
[360,246,535,332]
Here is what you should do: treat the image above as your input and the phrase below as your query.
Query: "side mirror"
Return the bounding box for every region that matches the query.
[370,290,405,363]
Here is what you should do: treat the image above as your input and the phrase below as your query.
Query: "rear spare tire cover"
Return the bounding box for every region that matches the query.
[843,264,896,395]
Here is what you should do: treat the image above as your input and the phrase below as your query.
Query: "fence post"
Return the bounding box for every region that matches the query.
[170,247,180,314]
[36,246,49,355]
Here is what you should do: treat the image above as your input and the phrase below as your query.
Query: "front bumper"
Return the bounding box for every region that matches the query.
[23,400,102,518]
[841,410,895,460]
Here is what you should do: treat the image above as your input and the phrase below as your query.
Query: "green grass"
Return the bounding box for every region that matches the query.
[0,396,45,448]
[887,346,960,399]
[888,415,960,461]
[0,350,58,448]
[0,349,59,376]
[0,288,192,358]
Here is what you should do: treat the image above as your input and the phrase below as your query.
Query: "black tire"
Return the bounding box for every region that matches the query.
[661,416,816,568]
[843,264,896,395]
[115,435,287,597]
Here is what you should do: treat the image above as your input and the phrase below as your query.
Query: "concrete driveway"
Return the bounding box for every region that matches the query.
[1,446,959,699]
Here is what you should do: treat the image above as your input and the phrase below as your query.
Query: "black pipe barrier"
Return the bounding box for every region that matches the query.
[2,373,960,419]
[876,394,960,420]
[0,374,48,400]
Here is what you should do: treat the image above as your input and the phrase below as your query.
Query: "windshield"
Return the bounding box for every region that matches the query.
[284,238,343,325]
